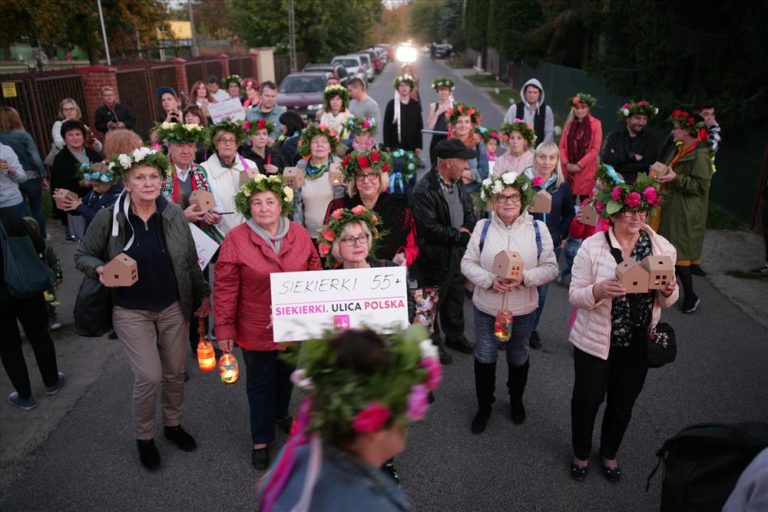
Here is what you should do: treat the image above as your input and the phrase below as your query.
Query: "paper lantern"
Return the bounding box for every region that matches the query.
[189,189,216,211]
[649,161,669,179]
[641,255,675,290]
[102,253,138,287]
[328,162,344,186]
[580,203,599,226]
[615,261,650,293]
[283,166,305,188]
[494,310,514,342]
[218,352,239,384]
[528,190,552,214]
[492,250,524,279]
[197,338,216,372]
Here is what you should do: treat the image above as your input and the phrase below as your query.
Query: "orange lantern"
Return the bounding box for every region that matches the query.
[196,318,216,372]
[218,351,239,384]
[493,295,514,342]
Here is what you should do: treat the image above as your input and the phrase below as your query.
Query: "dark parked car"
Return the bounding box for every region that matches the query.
[277,71,330,119]
[302,63,350,86]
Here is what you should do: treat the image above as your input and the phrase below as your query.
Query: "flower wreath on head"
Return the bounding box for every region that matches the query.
[431,77,455,91]
[487,130,501,144]
[670,109,706,137]
[445,102,481,126]
[78,162,119,184]
[341,149,392,182]
[234,174,294,218]
[250,118,275,135]
[154,122,205,144]
[207,119,255,147]
[389,148,418,192]
[317,205,383,266]
[298,123,339,158]
[393,74,416,89]
[474,125,491,143]
[109,147,170,178]
[221,74,243,89]
[479,172,534,210]
[323,85,350,108]
[345,116,376,135]
[568,93,597,108]
[499,119,537,148]
[241,77,259,90]
[618,100,658,119]
[593,165,661,218]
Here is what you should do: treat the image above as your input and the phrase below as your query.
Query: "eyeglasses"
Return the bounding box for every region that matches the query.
[355,173,380,182]
[218,137,237,145]
[620,209,647,218]
[496,194,521,204]
[340,235,369,246]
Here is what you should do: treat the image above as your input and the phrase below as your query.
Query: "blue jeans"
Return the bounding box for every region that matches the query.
[242,349,294,444]
[561,238,582,278]
[533,246,561,332]
[474,307,535,366]
[19,178,46,238]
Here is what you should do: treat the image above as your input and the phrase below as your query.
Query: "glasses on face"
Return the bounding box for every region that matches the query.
[620,209,647,218]
[496,193,521,204]
[340,234,369,246]
[355,172,380,182]
[218,137,237,145]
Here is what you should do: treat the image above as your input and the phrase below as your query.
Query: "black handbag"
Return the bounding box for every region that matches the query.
[74,274,113,337]
[0,219,55,298]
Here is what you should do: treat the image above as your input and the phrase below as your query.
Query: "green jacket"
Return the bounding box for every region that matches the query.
[659,142,712,261]
[74,194,209,317]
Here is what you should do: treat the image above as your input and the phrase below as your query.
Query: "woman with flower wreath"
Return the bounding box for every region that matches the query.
[461,172,558,433]
[427,77,455,162]
[222,74,244,103]
[493,120,535,177]
[200,120,258,234]
[656,109,712,314]
[214,174,321,470]
[383,74,423,158]
[241,118,286,175]
[319,85,353,142]
[568,174,677,483]
[57,162,123,229]
[293,124,345,241]
[317,204,393,269]
[446,102,487,194]
[242,77,261,110]
[344,116,380,154]
[524,142,574,349]
[75,148,210,470]
[324,154,418,267]
[560,93,603,202]
[256,325,441,511]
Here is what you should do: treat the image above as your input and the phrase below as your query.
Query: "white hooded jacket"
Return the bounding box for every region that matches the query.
[503,78,555,144]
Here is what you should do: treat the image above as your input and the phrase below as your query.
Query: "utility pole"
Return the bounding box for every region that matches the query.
[97,0,112,65]
[188,0,199,57]
[288,0,297,72]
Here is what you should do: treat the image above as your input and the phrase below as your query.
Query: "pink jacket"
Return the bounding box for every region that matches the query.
[560,115,602,196]
[568,224,679,360]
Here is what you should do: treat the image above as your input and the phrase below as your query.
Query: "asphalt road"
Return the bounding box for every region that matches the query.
[1,55,767,512]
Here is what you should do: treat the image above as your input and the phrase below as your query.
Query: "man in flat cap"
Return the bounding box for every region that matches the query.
[414,139,478,363]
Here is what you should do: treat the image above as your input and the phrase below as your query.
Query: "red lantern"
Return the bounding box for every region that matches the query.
[494,310,514,342]
[196,318,216,372]
[218,352,239,384]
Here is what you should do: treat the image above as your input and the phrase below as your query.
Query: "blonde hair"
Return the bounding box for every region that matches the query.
[58,98,83,121]
[103,129,143,158]
[330,221,372,262]
[533,141,565,187]
[0,106,24,132]
[347,170,389,197]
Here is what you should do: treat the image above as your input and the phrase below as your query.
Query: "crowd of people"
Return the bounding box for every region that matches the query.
[2,61,757,511]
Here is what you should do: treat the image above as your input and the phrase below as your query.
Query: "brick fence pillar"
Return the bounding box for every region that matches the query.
[218,53,230,78]
[249,49,260,82]
[76,66,119,136]
[173,58,188,99]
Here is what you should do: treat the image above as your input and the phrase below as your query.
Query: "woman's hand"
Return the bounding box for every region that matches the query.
[657,169,677,183]
[184,204,206,223]
[203,210,221,225]
[660,279,677,298]
[61,195,82,212]
[263,163,278,174]
[491,276,520,293]
[96,266,116,287]
[593,278,626,301]
[393,252,406,266]
[218,338,234,352]
[567,163,582,173]
[194,297,211,318]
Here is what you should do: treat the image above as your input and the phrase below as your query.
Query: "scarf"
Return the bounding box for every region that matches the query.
[392,93,409,143]
[162,160,224,243]
[305,158,330,180]
[247,216,289,255]
[567,116,592,163]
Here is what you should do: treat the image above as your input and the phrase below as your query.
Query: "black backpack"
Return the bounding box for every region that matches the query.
[647,422,768,511]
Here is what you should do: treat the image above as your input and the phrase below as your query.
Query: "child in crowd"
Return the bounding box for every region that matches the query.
[558,198,609,284]
[23,217,63,330]
[485,130,500,162]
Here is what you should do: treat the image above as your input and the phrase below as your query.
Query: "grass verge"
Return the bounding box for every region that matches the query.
[465,73,506,88]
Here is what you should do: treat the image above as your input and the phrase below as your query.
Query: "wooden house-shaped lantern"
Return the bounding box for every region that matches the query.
[189,190,216,211]
[528,190,552,214]
[328,163,344,186]
[53,190,78,211]
[615,261,650,293]
[102,253,138,287]
[283,167,305,188]
[492,250,524,279]
[641,255,675,289]
[580,203,599,226]
[650,161,669,179]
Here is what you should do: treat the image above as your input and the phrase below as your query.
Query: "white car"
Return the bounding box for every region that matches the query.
[350,52,375,81]
[331,55,367,81]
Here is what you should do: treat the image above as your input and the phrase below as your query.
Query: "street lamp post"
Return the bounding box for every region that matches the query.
[97,0,112,65]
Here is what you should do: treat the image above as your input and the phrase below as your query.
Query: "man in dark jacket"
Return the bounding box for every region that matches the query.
[414,139,477,363]
[602,101,659,184]
[94,86,136,135]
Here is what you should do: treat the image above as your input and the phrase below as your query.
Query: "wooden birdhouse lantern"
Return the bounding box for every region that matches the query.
[492,251,524,279]
[283,167,305,188]
[641,255,675,290]
[189,189,216,211]
[650,161,669,179]
[101,253,138,287]
[218,352,239,384]
[580,203,599,226]
[528,190,552,214]
[53,189,78,211]
[328,162,344,186]
[615,261,650,294]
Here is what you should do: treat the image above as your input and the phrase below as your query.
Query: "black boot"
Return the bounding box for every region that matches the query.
[676,265,700,313]
[471,360,496,434]
[507,360,530,425]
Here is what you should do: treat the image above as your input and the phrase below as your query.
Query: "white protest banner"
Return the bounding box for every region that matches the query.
[208,98,246,123]
[189,223,220,270]
[270,266,409,342]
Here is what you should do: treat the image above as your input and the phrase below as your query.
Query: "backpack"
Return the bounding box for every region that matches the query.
[647,421,768,512]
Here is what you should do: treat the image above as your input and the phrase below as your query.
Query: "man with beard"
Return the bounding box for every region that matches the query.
[602,100,659,184]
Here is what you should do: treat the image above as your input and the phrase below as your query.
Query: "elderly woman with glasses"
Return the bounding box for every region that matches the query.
[461,172,558,435]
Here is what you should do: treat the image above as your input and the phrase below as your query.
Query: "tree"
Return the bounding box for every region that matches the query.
[410,0,445,44]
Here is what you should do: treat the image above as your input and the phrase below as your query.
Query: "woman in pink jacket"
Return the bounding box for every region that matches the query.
[560,94,602,202]
[215,175,321,470]
[568,174,678,483]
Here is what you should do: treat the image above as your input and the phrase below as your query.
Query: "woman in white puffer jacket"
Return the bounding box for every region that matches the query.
[461,172,558,435]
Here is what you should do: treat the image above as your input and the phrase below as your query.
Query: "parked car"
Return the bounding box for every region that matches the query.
[371,46,388,65]
[351,52,375,82]
[277,71,330,119]
[432,43,453,59]
[302,62,350,86]
[358,50,382,74]
[331,55,367,81]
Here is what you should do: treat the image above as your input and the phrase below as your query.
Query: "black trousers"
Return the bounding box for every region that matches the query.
[242,349,294,445]
[436,268,466,342]
[0,294,60,399]
[571,344,648,460]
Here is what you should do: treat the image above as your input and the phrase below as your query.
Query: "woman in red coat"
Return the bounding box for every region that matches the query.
[214,174,321,470]
[560,93,603,202]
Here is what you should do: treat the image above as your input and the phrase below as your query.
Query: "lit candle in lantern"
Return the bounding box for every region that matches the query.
[197,339,216,372]
[218,351,239,384]
[494,310,514,342]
